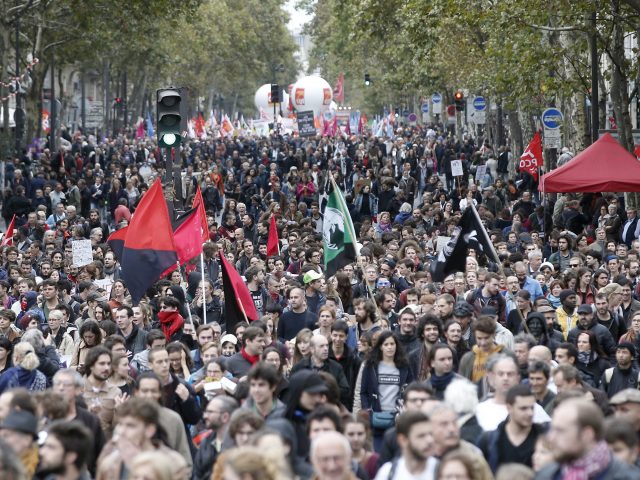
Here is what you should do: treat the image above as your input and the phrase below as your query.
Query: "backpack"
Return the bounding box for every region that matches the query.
[604,367,640,387]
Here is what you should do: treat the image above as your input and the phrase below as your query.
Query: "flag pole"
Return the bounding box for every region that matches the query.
[176,261,194,325]
[200,252,207,325]
[469,204,530,334]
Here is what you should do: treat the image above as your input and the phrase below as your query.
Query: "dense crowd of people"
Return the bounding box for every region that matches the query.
[0,123,639,480]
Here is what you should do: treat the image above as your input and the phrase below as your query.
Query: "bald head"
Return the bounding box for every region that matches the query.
[528,345,552,364]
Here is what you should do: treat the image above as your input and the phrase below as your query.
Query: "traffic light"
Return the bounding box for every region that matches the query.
[113,97,122,108]
[271,84,281,104]
[156,88,182,148]
[364,73,371,86]
[454,91,465,111]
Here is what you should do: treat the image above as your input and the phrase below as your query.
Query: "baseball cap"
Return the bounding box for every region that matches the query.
[303,270,323,284]
[537,305,556,314]
[0,410,38,438]
[577,304,593,314]
[610,389,640,406]
[296,371,329,394]
[220,334,237,346]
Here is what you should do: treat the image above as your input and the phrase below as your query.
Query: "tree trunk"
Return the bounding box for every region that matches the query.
[0,28,11,163]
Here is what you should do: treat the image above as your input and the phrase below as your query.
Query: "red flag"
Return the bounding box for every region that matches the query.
[136,118,145,139]
[345,119,351,136]
[267,215,279,257]
[173,208,204,265]
[519,132,543,180]
[333,73,345,104]
[193,186,209,242]
[1,215,15,247]
[634,144,640,158]
[219,251,259,331]
[121,180,178,304]
[195,114,206,138]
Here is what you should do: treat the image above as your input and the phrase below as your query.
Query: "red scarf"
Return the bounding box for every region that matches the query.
[158,311,185,342]
[241,347,260,366]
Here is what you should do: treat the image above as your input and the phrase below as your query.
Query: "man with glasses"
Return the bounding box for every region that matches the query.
[193,395,238,480]
[377,383,435,468]
[514,261,543,301]
[52,369,105,476]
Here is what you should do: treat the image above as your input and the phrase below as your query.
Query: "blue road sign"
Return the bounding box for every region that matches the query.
[473,96,487,111]
[542,108,564,129]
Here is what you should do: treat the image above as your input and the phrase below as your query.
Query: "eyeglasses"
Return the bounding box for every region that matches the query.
[570,263,580,267]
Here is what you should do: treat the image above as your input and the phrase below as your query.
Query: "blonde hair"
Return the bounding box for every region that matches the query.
[129,451,174,480]
[224,446,285,480]
[14,342,40,370]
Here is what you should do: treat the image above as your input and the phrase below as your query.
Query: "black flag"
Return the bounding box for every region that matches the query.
[430,205,498,282]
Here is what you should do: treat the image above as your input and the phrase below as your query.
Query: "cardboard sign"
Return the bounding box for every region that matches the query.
[71,240,93,267]
[451,160,464,177]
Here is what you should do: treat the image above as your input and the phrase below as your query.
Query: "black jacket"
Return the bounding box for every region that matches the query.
[290,357,351,407]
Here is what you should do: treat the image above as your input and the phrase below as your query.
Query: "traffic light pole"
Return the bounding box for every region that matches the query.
[164,146,175,221]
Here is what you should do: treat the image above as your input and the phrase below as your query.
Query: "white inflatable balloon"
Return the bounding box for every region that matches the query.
[255,84,289,118]
[254,84,273,112]
[291,76,333,115]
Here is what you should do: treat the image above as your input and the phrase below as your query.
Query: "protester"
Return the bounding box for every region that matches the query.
[4,114,640,480]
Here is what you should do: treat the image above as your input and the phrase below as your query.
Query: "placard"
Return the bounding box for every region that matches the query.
[436,236,452,252]
[71,240,93,267]
[451,160,464,177]
[475,165,487,181]
[296,110,317,137]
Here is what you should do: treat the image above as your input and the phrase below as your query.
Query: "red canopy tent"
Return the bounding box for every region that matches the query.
[538,133,640,193]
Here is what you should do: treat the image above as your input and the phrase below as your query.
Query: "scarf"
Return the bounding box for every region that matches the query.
[158,311,185,342]
[241,347,260,366]
[471,343,503,382]
[577,350,596,365]
[561,441,611,480]
[430,371,455,391]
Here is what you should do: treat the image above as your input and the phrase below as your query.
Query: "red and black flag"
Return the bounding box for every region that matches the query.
[219,250,258,332]
[120,180,177,305]
[106,226,128,263]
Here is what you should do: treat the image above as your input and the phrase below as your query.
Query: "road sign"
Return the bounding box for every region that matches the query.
[543,128,562,149]
[432,93,442,114]
[542,108,563,129]
[408,113,418,123]
[402,109,410,118]
[473,96,487,111]
[470,110,486,125]
[421,103,429,113]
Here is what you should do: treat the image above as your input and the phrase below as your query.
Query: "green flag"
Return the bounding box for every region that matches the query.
[323,178,358,277]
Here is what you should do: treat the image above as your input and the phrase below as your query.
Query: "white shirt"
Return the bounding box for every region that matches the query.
[475,397,551,431]
[375,456,438,480]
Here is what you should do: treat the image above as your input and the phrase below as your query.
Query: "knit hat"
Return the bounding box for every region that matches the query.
[558,289,575,303]
[0,410,38,438]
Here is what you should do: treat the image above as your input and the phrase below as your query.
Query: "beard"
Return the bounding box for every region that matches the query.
[408,442,429,462]
[37,462,65,476]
